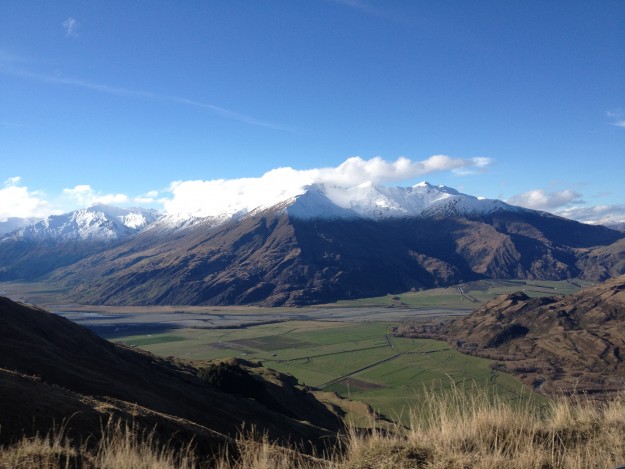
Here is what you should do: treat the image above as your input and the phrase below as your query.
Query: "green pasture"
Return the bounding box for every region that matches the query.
[114,320,542,422]
[124,334,187,346]
[331,278,592,308]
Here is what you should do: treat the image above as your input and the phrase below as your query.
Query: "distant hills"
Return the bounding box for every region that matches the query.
[0,296,340,453]
[1,182,624,306]
[395,275,625,397]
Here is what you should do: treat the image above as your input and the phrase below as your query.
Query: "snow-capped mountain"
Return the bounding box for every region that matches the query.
[0,181,604,242]
[0,217,42,236]
[142,180,509,232]
[3,181,514,240]
[2,182,624,306]
[285,181,520,220]
[155,180,523,230]
[585,215,625,232]
[1,204,159,242]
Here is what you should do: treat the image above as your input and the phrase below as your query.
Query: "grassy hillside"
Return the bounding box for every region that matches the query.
[3,388,625,468]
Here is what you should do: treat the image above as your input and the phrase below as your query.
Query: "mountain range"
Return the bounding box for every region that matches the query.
[1,182,624,306]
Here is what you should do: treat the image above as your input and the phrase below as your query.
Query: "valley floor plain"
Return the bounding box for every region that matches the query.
[0,278,582,421]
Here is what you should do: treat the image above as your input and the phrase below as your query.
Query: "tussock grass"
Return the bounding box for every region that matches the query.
[336,387,625,469]
[0,419,197,469]
[2,389,625,468]
[214,428,327,469]
[0,423,78,469]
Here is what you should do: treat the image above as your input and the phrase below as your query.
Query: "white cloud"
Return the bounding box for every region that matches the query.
[452,157,492,175]
[507,188,583,211]
[556,204,625,224]
[134,191,160,204]
[614,120,625,128]
[62,17,79,38]
[312,155,468,185]
[63,184,129,206]
[163,155,492,217]
[0,177,54,221]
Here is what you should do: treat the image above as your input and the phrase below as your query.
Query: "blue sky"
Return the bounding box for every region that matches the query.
[1,0,624,222]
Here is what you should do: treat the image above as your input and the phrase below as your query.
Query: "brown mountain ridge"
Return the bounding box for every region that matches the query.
[395,275,625,396]
[42,209,624,306]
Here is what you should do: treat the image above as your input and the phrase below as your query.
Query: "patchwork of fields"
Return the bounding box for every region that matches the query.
[114,321,541,421]
[0,278,574,421]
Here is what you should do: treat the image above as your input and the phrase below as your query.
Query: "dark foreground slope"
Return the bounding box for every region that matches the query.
[0,297,339,455]
[395,275,625,396]
[50,210,624,306]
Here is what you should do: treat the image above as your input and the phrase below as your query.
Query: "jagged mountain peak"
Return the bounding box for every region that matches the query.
[2,204,159,242]
[283,181,519,220]
[412,180,460,194]
[147,181,515,228]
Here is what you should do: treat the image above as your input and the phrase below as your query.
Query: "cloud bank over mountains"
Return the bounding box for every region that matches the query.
[164,155,491,218]
[1,156,623,226]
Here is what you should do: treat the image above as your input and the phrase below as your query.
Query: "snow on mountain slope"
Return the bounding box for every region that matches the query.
[0,217,42,235]
[2,205,159,242]
[0,182,529,241]
[152,181,469,229]
[585,215,625,232]
[285,181,521,220]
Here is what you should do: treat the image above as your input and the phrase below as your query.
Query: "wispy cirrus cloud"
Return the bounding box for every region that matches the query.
[62,17,79,38]
[0,65,292,132]
[327,0,376,14]
[606,110,625,128]
[325,0,396,21]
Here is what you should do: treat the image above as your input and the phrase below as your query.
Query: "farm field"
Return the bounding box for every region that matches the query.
[0,278,573,421]
[0,278,592,314]
[113,320,542,422]
[332,278,594,308]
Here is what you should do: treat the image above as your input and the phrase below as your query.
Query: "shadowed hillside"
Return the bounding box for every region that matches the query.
[0,297,339,456]
[43,210,624,306]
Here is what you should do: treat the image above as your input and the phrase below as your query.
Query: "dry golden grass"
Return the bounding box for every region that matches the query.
[0,419,198,469]
[335,387,625,469]
[2,389,625,468]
